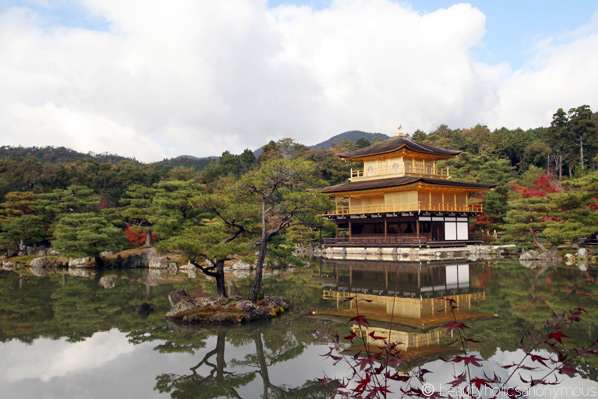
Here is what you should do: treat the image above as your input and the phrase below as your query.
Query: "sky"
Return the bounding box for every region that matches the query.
[0,0,597,162]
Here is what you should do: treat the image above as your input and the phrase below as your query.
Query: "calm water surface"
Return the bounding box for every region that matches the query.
[1,259,598,398]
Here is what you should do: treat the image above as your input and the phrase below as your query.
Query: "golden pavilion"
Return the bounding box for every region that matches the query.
[321,135,493,246]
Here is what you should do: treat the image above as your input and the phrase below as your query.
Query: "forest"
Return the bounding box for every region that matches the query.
[1,104,597,273]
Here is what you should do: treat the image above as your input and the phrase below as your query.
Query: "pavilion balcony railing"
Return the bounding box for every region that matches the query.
[325,201,483,216]
[323,234,427,246]
[351,166,450,180]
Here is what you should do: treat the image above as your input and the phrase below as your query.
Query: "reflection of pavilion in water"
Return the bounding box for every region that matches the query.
[315,259,493,359]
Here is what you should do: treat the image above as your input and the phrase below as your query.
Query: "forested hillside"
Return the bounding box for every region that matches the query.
[1,104,597,262]
[309,130,389,150]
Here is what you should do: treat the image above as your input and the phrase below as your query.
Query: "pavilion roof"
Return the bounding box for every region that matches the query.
[339,136,461,159]
[320,176,494,194]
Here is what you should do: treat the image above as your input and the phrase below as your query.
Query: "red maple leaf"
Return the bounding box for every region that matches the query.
[548,331,570,344]
[447,372,467,387]
[559,364,579,378]
[530,354,549,367]
[349,314,369,327]
[444,320,469,335]
[576,347,598,356]
[355,356,374,371]
[470,377,492,390]
[353,373,371,393]
[368,330,386,341]
[344,331,357,341]
[452,355,483,367]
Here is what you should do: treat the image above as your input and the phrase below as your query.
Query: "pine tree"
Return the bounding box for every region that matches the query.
[158,187,256,297]
[238,158,332,301]
[120,184,158,247]
[52,212,125,266]
[0,191,45,254]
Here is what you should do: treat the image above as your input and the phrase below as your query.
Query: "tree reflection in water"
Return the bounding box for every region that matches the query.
[154,326,335,399]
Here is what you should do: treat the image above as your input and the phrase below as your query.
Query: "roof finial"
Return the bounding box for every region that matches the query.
[394,124,405,137]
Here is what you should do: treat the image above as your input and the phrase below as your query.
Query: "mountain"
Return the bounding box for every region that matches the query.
[308,130,390,150]
[2,130,389,168]
[253,130,391,156]
[0,145,132,164]
[0,146,217,172]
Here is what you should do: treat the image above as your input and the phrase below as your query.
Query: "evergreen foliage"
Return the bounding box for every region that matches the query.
[2,104,598,290]
[52,212,125,263]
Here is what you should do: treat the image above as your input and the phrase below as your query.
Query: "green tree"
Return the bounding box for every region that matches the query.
[167,166,198,181]
[239,158,332,301]
[35,185,99,217]
[201,150,257,183]
[354,137,371,150]
[424,124,463,151]
[460,124,491,155]
[0,191,45,254]
[411,129,427,142]
[566,105,596,173]
[304,149,351,185]
[120,184,158,247]
[547,108,569,178]
[149,180,206,240]
[52,212,125,266]
[502,175,562,249]
[33,185,101,238]
[159,187,255,297]
[439,153,515,233]
[257,140,281,163]
[521,139,551,170]
[544,171,598,243]
[239,149,257,172]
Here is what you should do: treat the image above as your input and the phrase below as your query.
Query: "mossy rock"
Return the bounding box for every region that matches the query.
[166,295,289,324]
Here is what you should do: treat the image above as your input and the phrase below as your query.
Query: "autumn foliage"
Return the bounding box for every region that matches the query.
[314,296,597,399]
[125,225,157,246]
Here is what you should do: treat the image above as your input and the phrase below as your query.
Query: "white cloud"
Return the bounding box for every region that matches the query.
[486,13,598,129]
[4,102,168,160]
[0,1,596,161]
[0,329,135,383]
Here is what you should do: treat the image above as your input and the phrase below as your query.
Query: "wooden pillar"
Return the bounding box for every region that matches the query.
[467,216,471,241]
[348,220,352,238]
[384,218,388,238]
[416,217,420,239]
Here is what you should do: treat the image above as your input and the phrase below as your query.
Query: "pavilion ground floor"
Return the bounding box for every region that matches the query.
[323,212,475,248]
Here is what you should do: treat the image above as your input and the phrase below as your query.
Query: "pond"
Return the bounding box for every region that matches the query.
[1,259,597,398]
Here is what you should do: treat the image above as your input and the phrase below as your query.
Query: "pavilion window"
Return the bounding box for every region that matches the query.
[420,222,431,234]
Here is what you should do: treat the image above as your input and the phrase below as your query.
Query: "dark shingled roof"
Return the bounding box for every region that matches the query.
[339,135,461,159]
[320,176,495,194]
